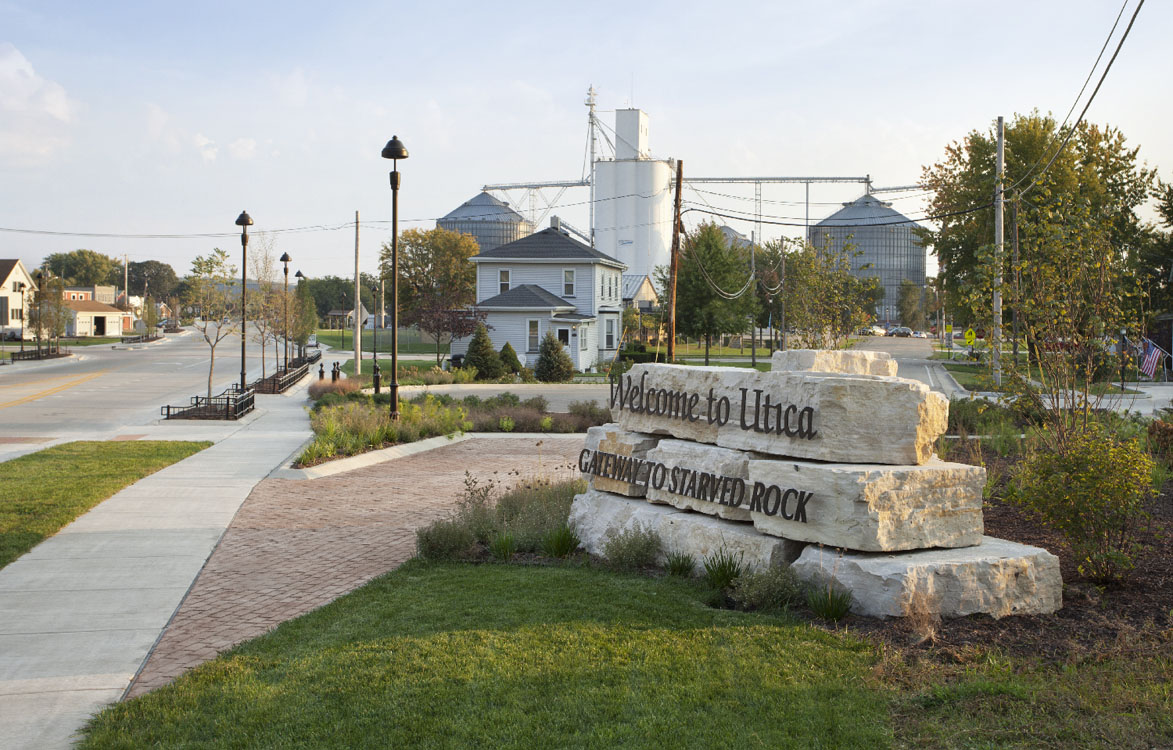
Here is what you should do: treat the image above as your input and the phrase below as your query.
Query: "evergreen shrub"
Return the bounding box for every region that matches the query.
[535,331,574,382]
[465,323,504,381]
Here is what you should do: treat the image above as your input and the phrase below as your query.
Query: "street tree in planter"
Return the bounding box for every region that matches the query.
[535,330,574,383]
[465,323,504,380]
[185,248,238,399]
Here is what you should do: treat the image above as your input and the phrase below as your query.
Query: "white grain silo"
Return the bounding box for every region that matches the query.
[592,109,674,281]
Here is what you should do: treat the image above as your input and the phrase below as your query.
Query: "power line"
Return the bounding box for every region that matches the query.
[1018,0,1144,198]
[1007,0,1130,193]
[681,200,993,228]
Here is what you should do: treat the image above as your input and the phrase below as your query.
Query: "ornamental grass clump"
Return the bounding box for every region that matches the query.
[702,547,744,591]
[665,550,696,577]
[297,395,470,466]
[1008,425,1155,582]
[416,519,476,561]
[729,565,805,612]
[541,525,580,558]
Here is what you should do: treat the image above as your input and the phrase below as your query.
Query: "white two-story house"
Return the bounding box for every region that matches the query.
[0,259,37,341]
[450,227,627,372]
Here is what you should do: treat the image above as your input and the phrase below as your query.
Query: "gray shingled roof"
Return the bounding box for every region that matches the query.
[472,227,626,267]
[441,192,528,224]
[476,284,575,310]
[622,274,654,301]
[814,194,920,228]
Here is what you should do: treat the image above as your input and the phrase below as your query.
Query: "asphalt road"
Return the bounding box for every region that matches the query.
[0,330,311,445]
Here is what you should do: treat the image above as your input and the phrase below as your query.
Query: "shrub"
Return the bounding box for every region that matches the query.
[539,416,554,432]
[297,395,470,466]
[535,330,574,383]
[499,341,523,374]
[416,519,476,561]
[1147,419,1173,464]
[1008,425,1155,581]
[454,472,499,544]
[490,532,517,561]
[307,378,362,400]
[498,415,515,433]
[541,525,580,558]
[495,478,584,553]
[603,525,662,571]
[465,323,504,381]
[729,566,805,612]
[665,550,696,577]
[702,547,744,591]
[521,395,549,412]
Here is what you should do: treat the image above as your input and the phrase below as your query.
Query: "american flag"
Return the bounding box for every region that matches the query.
[1141,339,1164,379]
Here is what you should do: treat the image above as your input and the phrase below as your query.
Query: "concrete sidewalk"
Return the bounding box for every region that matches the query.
[0,388,312,749]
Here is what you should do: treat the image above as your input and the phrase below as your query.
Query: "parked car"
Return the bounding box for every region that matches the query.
[888,326,913,337]
[912,330,928,338]
[307,333,319,348]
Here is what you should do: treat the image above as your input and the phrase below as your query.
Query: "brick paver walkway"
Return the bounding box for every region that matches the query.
[127,436,583,698]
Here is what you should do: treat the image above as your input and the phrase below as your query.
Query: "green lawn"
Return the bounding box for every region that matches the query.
[315,328,447,356]
[80,563,890,749]
[78,562,1172,749]
[0,441,210,569]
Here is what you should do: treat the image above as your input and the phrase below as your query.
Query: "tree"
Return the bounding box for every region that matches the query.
[464,323,503,380]
[897,280,925,330]
[381,227,481,364]
[292,281,319,356]
[30,276,67,350]
[185,249,239,398]
[42,249,122,287]
[128,260,179,300]
[247,241,281,378]
[776,238,879,349]
[921,111,1156,327]
[655,222,755,364]
[535,330,574,382]
[499,341,522,374]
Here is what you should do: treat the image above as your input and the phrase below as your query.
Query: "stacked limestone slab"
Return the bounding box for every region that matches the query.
[570,349,1062,619]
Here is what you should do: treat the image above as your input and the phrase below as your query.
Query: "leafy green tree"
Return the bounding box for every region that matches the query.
[382,227,481,364]
[30,275,67,350]
[42,249,121,287]
[656,222,755,364]
[293,281,319,355]
[464,323,503,380]
[535,330,574,382]
[499,341,522,374]
[185,248,239,398]
[921,111,1156,327]
[897,280,925,330]
[781,238,879,349]
[128,260,179,299]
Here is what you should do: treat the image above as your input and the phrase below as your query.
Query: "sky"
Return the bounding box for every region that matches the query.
[1,0,1169,282]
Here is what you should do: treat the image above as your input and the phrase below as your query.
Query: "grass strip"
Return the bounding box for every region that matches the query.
[0,440,210,569]
[80,563,891,749]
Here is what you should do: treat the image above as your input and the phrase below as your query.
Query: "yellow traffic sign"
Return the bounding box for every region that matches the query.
[945,324,953,333]
[964,328,976,346]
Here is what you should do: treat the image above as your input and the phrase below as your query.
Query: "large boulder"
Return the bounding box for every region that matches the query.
[790,537,1063,619]
[771,348,898,377]
[582,424,662,497]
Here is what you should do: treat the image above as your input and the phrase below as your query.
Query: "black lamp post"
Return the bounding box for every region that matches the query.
[295,270,305,360]
[280,252,291,371]
[371,283,382,394]
[16,282,25,353]
[236,210,253,391]
[381,135,408,420]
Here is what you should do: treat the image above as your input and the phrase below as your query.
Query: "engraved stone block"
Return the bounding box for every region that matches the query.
[645,439,756,521]
[745,457,985,552]
[581,424,662,497]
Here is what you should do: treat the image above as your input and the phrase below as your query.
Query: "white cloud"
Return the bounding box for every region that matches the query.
[0,42,76,162]
[272,67,309,107]
[193,133,217,161]
[228,137,256,160]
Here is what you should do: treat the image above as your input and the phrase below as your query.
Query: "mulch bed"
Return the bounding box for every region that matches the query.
[840,449,1173,662]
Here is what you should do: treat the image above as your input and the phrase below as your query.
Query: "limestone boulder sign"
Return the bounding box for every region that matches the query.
[608,363,947,465]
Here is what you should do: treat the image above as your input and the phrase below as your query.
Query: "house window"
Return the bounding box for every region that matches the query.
[527,319,540,351]
[605,318,615,349]
[580,324,587,350]
[563,269,575,297]
[499,269,511,294]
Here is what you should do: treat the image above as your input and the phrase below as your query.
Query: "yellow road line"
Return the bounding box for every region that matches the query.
[0,369,109,410]
[0,371,81,388]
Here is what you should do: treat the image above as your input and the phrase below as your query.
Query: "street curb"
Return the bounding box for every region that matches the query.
[270,432,584,481]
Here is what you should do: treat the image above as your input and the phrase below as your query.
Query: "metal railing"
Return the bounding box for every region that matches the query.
[252,362,310,394]
[161,387,255,420]
[10,342,69,361]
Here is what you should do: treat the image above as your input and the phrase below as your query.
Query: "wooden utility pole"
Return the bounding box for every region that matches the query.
[123,254,128,308]
[354,210,361,376]
[992,115,1004,387]
[667,159,683,362]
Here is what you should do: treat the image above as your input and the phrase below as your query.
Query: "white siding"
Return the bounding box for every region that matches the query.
[477,262,608,317]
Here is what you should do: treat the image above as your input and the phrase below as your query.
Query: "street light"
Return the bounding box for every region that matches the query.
[15,282,25,353]
[236,210,253,391]
[295,270,305,361]
[381,134,408,420]
[280,252,291,371]
[371,283,382,394]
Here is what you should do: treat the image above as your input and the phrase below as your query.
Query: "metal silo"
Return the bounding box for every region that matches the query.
[808,194,924,326]
[437,192,534,252]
